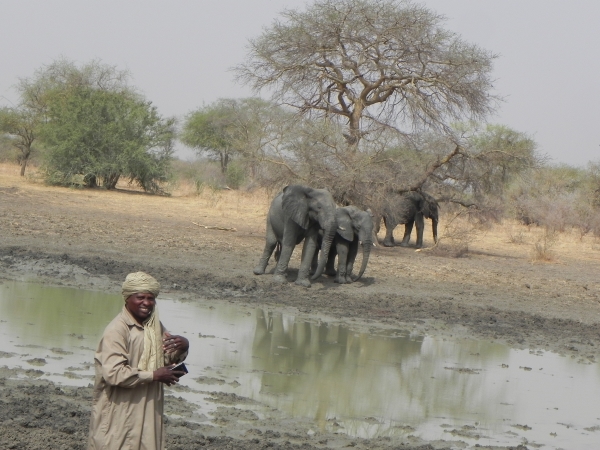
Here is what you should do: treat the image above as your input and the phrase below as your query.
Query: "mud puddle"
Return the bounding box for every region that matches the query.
[0,279,599,449]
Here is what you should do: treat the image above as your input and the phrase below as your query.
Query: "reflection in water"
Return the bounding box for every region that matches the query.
[0,281,121,346]
[250,310,513,438]
[1,280,600,449]
[0,281,122,385]
[245,309,600,447]
[252,309,424,435]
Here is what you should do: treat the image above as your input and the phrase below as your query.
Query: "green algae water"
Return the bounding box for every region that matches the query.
[0,279,599,449]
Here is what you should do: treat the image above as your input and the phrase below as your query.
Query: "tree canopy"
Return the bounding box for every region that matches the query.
[180,100,236,174]
[0,106,39,176]
[17,59,174,192]
[180,98,290,178]
[231,0,545,222]
[235,0,498,150]
[41,86,174,191]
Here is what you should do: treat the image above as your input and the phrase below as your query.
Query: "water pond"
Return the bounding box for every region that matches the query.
[0,280,599,449]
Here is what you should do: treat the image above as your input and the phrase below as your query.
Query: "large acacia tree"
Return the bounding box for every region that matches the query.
[235,0,498,153]
[231,0,538,218]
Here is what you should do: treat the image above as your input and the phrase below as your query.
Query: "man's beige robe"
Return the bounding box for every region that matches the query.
[88,306,187,450]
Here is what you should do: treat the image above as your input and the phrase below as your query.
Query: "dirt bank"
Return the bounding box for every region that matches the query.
[1,166,598,449]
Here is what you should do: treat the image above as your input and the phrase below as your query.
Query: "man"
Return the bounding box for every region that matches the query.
[88,272,189,450]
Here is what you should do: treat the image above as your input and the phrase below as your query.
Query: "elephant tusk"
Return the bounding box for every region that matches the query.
[338,226,346,231]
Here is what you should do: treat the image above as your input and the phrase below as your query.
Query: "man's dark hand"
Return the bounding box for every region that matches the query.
[153,365,185,386]
[163,332,189,355]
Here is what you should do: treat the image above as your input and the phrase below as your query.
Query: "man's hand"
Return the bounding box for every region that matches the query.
[153,365,185,386]
[163,332,189,355]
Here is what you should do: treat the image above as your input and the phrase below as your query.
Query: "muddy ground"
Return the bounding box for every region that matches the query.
[1,167,599,449]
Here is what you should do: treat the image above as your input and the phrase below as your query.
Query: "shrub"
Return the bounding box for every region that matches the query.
[225,160,246,189]
[169,158,225,195]
[530,228,557,262]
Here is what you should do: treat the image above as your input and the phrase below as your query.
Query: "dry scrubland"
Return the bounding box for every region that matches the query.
[2,162,599,272]
[2,162,600,449]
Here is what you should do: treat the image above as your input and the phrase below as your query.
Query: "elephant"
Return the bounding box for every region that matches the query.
[253,184,338,287]
[377,191,439,248]
[323,206,375,284]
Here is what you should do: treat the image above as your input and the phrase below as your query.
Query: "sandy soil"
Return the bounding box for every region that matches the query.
[1,164,599,449]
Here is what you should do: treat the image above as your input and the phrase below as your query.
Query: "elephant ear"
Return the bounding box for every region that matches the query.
[335,209,355,241]
[282,187,310,229]
[422,202,434,219]
[414,192,434,218]
[422,194,439,219]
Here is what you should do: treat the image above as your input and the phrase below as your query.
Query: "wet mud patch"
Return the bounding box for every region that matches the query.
[205,391,261,406]
[0,374,446,450]
[50,348,73,355]
[164,392,204,420]
[212,406,260,425]
[444,366,481,374]
[0,379,91,450]
[444,425,487,440]
[0,366,45,379]
[194,375,227,385]
[25,357,47,366]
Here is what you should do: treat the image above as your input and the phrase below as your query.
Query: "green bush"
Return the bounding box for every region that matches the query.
[0,136,17,163]
[225,160,246,189]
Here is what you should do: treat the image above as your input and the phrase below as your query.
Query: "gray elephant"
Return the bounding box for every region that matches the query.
[253,184,338,287]
[377,191,439,248]
[323,206,375,284]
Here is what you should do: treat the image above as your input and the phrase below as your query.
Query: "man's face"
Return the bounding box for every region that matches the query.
[125,292,156,324]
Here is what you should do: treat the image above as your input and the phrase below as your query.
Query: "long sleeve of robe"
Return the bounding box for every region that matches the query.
[88,306,187,450]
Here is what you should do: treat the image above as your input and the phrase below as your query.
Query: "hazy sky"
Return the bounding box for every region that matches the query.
[1,1,598,166]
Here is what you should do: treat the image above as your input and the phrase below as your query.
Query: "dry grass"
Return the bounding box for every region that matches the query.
[0,163,272,234]
[530,229,558,263]
[2,162,600,266]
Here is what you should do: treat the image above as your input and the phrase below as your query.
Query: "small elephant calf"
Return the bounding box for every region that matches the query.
[322,206,375,284]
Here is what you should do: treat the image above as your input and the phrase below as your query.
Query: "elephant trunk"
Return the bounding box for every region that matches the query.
[311,222,336,280]
[432,218,438,244]
[353,238,372,281]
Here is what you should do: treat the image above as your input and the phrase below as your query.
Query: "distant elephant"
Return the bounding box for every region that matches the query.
[253,185,338,287]
[377,191,439,248]
[323,206,375,284]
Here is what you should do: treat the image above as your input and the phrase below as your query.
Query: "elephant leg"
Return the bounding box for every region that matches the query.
[325,243,337,277]
[375,216,381,234]
[335,240,351,283]
[414,213,425,248]
[382,216,396,247]
[296,232,318,287]
[344,239,359,283]
[273,230,298,283]
[301,239,318,275]
[308,243,320,275]
[400,221,414,247]
[274,242,281,262]
[253,221,278,275]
